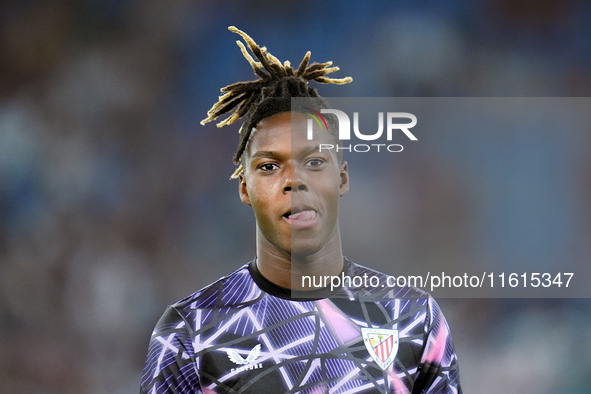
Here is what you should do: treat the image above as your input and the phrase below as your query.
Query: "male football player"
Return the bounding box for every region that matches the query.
[141,27,461,394]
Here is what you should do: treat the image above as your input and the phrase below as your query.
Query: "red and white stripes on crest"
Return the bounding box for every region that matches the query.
[373,336,394,363]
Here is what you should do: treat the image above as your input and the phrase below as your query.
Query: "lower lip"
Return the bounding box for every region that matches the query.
[283,210,318,229]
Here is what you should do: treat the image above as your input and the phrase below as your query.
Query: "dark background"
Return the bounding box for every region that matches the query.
[1,1,591,392]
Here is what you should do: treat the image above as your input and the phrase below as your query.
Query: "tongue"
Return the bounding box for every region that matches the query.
[289,210,316,221]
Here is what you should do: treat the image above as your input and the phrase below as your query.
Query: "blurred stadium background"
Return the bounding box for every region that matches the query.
[1,1,591,393]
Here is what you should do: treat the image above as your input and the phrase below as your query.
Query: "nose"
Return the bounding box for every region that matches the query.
[283,165,308,193]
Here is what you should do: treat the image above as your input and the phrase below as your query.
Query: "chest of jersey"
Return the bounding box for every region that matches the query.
[192,296,427,393]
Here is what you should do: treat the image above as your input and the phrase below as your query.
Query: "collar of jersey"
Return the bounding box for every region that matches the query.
[248,258,350,301]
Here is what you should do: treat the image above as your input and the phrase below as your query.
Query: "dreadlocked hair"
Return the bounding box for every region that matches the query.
[201,26,353,179]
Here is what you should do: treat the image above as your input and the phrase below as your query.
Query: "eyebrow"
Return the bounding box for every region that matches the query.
[248,145,328,161]
[250,144,330,160]
[249,150,283,160]
[298,145,323,158]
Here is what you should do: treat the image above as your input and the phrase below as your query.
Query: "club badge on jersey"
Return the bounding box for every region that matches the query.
[362,328,399,370]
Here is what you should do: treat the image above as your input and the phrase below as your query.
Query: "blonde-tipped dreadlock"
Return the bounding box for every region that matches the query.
[201,26,353,178]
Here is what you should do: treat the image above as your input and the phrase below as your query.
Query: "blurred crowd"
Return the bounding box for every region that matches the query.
[1,1,591,393]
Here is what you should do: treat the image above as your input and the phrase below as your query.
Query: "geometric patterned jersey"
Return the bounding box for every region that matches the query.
[140,259,462,394]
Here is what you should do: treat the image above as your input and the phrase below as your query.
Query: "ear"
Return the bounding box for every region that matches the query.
[339,161,349,197]
[238,174,252,206]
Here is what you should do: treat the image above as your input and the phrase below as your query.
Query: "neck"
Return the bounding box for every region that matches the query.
[255,226,345,290]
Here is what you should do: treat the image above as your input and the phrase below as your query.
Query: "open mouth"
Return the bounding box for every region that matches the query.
[283,208,318,227]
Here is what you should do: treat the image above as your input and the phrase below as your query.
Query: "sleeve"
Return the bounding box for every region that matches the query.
[412,298,462,394]
[140,306,202,394]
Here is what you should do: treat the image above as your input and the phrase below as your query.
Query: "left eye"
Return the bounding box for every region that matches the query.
[306,159,325,167]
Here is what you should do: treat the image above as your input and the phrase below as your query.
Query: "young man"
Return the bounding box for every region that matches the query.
[141,27,461,393]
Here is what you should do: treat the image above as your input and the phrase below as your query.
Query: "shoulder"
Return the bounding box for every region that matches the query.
[160,262,264,328]
[343,259,432,300]
[176,262,262,308]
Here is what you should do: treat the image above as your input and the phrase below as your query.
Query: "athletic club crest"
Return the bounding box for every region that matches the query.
[361,328,399,370]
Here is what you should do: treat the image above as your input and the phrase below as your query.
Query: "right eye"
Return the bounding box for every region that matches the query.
[258,163,279,172]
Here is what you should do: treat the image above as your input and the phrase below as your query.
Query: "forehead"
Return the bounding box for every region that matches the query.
[246,112,333,155]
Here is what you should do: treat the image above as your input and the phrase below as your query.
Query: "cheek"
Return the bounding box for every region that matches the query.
[247,181,277,212]
[317,183,341,212]
[318,172,342,194]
